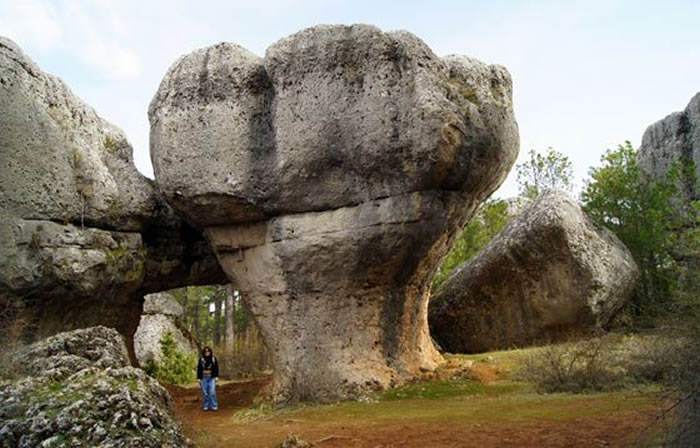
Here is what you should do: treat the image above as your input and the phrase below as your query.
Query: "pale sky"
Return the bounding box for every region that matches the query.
[1,0,698,198]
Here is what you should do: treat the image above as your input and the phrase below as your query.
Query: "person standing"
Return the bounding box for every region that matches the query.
[197,346,219,411]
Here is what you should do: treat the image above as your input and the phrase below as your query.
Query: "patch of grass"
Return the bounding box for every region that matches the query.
[381,378,523,401]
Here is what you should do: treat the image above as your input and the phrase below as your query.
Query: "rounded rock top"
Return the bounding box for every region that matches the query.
[149,24,519,228]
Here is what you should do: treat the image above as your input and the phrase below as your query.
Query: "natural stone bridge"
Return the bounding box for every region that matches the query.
[1,25,518,403]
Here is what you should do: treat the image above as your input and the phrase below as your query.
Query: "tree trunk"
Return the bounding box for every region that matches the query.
[190,287,200,340]
[213,291,222,346]
[224,285,235,346]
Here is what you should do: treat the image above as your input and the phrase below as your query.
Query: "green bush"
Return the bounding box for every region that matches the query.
[581,141,696,323]
[146,332,196,385]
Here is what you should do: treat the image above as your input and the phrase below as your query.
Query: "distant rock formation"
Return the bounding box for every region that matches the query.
[0,37,226,352]
[0,327,187,447]
[430,190,639,354]
[150,24,519,402]
[638,93,700,202]
[134,292,198,367]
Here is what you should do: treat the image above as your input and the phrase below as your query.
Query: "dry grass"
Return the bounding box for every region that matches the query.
[517,333,682,394]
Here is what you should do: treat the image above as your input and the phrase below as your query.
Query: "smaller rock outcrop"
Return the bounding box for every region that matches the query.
[430,190,639,354]
[0,326,187,447]
[638,92,700,202]
[134,292,198,367]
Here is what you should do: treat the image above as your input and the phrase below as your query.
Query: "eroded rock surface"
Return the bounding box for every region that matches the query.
[150,24,519,402]
[638,93,700,268]
[638,92,700,201]
[430,190,639,354]
[0,36,225,347]
[134,292,198,367]
[0,327,187,447]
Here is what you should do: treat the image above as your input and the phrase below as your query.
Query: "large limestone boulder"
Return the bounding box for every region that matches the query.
[150,24,519,402]
[0,37,226,347]
[638,93,700,201]
[430,190,639,354]
[0,327,187,447]
[134,292,198,367]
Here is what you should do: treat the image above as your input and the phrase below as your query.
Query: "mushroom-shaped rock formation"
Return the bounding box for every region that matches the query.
[638,92,700,202]
[150,24,519,402]
[430,190,640,354]
[0,37,226,350]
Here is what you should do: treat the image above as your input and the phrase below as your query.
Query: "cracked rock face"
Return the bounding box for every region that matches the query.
[0,37,226,349]
[430,191,640,354]
[638,93,700,202]
[150,24,519,402]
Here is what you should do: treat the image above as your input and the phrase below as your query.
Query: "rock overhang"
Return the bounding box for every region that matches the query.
[149,24,520,402]
[149,24,519,228]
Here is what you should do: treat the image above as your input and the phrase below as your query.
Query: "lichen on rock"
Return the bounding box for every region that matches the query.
[0,327,188,447]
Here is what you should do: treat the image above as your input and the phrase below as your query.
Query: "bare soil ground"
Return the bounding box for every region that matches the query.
[167,362,667,448]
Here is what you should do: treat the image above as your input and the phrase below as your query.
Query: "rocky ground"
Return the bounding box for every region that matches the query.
[0,327,188,447]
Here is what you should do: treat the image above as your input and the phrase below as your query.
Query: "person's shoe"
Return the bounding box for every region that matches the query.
[203,407,209,411]
[212,407,218,411]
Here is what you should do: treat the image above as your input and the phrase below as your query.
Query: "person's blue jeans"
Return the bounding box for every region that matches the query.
[200,377,218,410]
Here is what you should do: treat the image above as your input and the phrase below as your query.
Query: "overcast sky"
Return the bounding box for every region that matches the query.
[1,0,698,198]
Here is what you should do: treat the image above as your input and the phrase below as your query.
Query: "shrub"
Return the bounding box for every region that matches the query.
[519,335,623,393]
[147,332,196,385]
[519,333,679,394]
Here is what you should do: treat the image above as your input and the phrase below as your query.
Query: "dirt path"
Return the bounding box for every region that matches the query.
[167,378,665,448]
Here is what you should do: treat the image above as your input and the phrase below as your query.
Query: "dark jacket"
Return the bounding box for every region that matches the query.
[196,355,219,380]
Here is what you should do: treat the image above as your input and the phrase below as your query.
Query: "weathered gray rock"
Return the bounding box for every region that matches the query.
[0,36,226,349]
[134,293,197,367]
[430,190,639,354]
[638,93,700,201]
[638,93,700,270]
[142,292,185,317]
[150,24,519,402]
[0,327,187,447]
